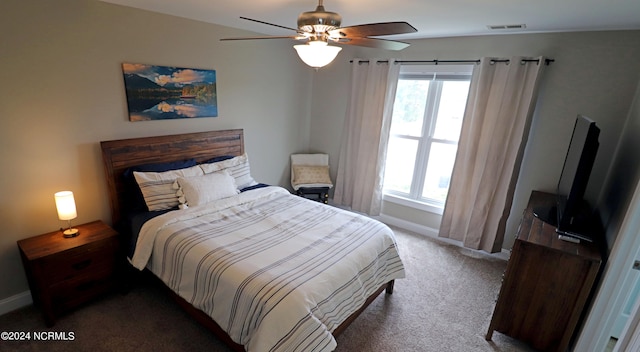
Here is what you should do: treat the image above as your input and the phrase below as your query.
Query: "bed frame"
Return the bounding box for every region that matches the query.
[100,129,394,351]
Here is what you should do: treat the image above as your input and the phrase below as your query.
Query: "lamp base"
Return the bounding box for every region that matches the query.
[63,228,79,238]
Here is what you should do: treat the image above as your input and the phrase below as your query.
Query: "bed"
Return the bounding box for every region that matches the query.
[100,129,405,352]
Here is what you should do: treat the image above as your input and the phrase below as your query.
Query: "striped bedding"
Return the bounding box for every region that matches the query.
[131,186,405,352]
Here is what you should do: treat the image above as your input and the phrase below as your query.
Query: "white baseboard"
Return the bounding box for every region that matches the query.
[375,213,511,260]
[0,291,32,316]
[375,213,441,238]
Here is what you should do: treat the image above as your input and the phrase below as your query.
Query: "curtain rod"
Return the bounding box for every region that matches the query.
[350,58,555,65]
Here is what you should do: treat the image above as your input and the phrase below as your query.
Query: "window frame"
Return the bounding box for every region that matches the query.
[383,69,472,212]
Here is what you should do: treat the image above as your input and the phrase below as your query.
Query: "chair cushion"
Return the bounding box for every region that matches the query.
[292,165,333,189]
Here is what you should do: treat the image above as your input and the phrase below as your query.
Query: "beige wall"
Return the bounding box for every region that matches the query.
[309,30,640,250]
[0,0,313,299]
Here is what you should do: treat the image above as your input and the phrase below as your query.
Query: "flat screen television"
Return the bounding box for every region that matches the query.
[534,115,600,242]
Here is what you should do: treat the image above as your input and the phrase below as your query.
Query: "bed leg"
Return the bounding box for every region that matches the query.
[385,280,395,294]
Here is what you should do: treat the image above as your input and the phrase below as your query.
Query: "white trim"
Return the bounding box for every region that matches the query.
[376,213,440,237]
[0,290,32,316]
[383,194,444,215]
[375,213,511,260]
[615,295,640,351]
[575,180,640,351]
[400,64,474,75]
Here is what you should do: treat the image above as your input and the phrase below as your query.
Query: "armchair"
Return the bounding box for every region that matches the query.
[290,153,333,204]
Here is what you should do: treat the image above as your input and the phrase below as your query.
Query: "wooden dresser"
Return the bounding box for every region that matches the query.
[486,191,603,352]
[18,220,120,326]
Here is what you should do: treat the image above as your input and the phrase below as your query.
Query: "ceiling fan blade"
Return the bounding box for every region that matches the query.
[329,22,417,38]
[336,37,411,51]
[221,35,301,41]
[239,17,299,32]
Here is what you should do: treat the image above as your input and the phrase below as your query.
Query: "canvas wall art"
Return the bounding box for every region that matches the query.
[122,63,218,121]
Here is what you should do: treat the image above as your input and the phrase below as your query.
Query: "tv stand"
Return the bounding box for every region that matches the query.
[486,191,602,351]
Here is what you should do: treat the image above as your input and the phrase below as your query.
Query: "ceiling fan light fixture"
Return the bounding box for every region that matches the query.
[294,41,342,68]
[297,2,342,32]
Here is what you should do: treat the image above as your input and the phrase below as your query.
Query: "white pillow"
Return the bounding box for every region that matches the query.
[176,170,239,207]
[133,165,203,211]
[199,153,258,189]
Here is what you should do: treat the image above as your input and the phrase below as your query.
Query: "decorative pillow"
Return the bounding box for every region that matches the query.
[133,165,203,211]
[122,159,198,212]
[199,153,258,189]
[292,165,333,187]
[175,170,239,207]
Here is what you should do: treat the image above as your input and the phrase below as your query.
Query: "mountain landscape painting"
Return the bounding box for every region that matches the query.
[122,63,217,121]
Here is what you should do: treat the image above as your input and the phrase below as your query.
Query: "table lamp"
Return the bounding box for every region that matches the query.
[55,191,79,238]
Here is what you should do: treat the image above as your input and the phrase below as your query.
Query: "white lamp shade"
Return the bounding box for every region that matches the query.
[294,41,342,68]
[55,191,77,221]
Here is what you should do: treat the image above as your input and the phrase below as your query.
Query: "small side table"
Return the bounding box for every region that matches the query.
[17,220,121,326]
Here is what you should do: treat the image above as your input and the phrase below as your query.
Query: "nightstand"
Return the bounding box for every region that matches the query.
[17,220,121,326]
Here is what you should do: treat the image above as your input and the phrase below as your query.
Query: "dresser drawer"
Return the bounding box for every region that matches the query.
[40,238,118,285]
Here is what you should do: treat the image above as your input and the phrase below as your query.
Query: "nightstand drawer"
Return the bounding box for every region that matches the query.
[41,238,118,284]
[49,267,117,312]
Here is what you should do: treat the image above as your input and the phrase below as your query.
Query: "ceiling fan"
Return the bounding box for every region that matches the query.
[221,0,417,68]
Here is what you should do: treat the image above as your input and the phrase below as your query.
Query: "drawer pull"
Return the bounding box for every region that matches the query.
[72,259,92,270]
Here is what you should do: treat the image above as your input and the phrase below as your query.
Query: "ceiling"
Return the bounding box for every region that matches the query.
[100,0,640,41]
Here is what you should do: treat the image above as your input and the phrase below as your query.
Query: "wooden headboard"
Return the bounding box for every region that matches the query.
[100,129,244,227]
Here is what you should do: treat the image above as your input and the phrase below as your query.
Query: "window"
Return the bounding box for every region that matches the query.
[383,65,472,212]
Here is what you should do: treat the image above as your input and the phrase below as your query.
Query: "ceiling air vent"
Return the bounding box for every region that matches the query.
[487,24,527,30]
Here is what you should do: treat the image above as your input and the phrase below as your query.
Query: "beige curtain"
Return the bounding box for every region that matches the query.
[439,57,546,253]
[333,59,400,215]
